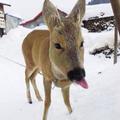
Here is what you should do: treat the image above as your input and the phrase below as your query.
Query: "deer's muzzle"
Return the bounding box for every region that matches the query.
[67,67,85,81]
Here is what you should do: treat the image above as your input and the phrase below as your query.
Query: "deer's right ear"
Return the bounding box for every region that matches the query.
[43,0,62,31]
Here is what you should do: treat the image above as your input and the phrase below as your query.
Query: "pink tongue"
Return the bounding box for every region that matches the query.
[75,79,88,89]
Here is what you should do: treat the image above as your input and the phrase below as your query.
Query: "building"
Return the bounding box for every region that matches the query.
[5,13,22,33]
[21,9,67,28]
[0,1,10,36]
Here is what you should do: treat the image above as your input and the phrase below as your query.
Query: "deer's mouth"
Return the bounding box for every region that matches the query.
[75,78,88,89]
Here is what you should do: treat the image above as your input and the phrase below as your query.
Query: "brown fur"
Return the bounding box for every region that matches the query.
[22,0,85,120]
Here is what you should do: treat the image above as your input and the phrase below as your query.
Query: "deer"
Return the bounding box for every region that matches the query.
[22,0,88,120]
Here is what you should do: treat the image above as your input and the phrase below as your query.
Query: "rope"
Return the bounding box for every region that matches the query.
[0,54,43,75]
[0,54,25,67]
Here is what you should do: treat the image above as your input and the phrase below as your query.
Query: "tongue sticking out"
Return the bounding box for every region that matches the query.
[75,79,88,89]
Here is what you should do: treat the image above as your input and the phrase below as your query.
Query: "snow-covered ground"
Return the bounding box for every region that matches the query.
[0,25,120,120]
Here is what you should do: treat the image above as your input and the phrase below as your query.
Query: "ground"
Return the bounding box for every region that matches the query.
[0,26,120,120]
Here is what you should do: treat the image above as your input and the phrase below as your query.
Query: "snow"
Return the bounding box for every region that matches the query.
[83,29,120,52]
[0,0,120,119]
[0,25,120,120]
[0,0,10,5]
[51,1,113,20]
[9,0,44,20]
[85,3,113,20]
[5,0,113,22]
[9,0,90,20]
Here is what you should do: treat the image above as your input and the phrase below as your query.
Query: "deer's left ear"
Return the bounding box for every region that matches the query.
[68,0,86,25]
[43,0,62,31]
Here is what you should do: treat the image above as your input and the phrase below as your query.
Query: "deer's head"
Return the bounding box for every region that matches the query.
[43,0,87,88]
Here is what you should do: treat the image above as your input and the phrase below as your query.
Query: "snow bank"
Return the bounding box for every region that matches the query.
[83,28,120,52]
[0,25,48,65]
[0,26,31,65]
[53,2,113,20]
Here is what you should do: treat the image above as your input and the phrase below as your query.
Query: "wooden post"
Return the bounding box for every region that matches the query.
[114,23,118,64]
[110,0,120,35]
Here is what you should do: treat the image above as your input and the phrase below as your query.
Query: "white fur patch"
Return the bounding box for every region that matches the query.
[51,62,67,80]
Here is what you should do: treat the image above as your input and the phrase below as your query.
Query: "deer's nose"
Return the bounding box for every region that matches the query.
[67,68,85,81]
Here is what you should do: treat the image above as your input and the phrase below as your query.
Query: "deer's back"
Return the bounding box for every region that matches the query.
[22,30,50,69]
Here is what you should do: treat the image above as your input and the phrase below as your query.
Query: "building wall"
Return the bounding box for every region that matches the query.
[5,14,22,33]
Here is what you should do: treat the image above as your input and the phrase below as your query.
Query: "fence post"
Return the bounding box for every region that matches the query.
[114,23,118,64]
[110,0,120,35]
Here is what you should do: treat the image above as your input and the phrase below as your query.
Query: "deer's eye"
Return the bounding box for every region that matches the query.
[54,43,62,49]
[80,41,84,48]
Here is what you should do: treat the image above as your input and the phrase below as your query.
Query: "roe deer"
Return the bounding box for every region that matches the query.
[22,0,88,120]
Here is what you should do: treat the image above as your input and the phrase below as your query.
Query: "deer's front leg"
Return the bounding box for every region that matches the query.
[61,87,72,113]
[43,79,52,120]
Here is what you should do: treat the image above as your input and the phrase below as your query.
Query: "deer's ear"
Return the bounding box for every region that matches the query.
[68,0,85,25]
[43,0,62,31]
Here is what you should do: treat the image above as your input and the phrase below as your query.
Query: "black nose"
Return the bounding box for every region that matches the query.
[67,68,85,81]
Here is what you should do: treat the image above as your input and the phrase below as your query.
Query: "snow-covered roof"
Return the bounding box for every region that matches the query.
[51,1,113,20]
[27,1,113,22]
[0,0,11,6]
[84,3,113,20]
[18,0,84,21]
[5,7,22,19]
[12,0,113,22]
[3,0,22,19]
